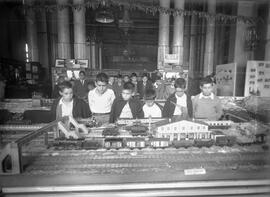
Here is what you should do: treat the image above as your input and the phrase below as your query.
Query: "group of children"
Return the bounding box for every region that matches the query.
[52,72,223,124]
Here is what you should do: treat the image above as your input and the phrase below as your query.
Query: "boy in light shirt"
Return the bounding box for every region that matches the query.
[109,82,144,123]
[88,73,115,124]
[143,89,162,118]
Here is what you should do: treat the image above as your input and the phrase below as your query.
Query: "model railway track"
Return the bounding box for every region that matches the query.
[19,149,270,175]
[2,179,270,196]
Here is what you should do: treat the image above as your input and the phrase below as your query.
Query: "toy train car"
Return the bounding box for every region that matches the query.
[124,138,146,149]
[204,120,233,130]
[148,138,169,148]
[104,138,123,149]
[210,130,236,147]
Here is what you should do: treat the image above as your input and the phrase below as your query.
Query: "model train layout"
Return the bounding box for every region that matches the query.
[52,117,269,150]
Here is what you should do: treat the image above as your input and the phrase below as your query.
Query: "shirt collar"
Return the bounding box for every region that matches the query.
[199,92,214,100]
[175,93,186,100]
[59,98,73,105]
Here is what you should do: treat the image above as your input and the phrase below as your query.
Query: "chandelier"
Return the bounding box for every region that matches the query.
[95,0,114,23]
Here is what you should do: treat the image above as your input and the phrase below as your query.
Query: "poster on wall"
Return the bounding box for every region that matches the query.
[216,63,237,96]
[244,61,270,97]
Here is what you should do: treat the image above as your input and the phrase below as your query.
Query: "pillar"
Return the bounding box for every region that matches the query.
[98,43,103,70]
[90,40,96,69]
[26,0,39,62]
[157,0,170,70]
[57,0,71,59]
[188,13,198,78]
[265,2,270,60]
[233,1,255,66]
[183,15,191,66]
[173,0,185,66]
[37,10,49,78]
[203,0,216,76]
[73,0,86,59]
[47,11,57,67]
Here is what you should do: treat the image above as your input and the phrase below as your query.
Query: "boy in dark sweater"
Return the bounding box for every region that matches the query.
[162,78,193,121]
[192,77,222,120]
[109,82,144,123]
[51,81,91,120]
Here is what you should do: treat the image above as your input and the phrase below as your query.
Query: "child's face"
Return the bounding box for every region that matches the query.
[142,76,148,83]
[60,88,73,102]
[145,100,154,107]
[175,87,185,97]
[109,77,114,84]
[131,76,137,82]
[95,81,107,94]
[200,83,213,96]
[122,89,133,101]
[123,76,129,82]
[117,77,122,83]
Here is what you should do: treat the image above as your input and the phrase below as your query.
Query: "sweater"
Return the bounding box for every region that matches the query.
[192,94,222,120]
[162,93,193,119]
[109,97,144,123]
[51,96,91,120]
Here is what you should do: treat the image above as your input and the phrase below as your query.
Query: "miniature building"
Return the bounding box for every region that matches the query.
[155,120,210,141]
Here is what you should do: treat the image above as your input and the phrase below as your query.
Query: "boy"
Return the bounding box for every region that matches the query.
[88,73,115,124]
[192,77,222,120]
[143,89,162,118]
[73,71,89,99]
[164,78,176,99]
[137,73,153,99]
[162,78,193,121]
[130,73,138,96]
[109,82,144,123]
[108,75,115,89]
[153,75,166,100]
[51,81,91,120]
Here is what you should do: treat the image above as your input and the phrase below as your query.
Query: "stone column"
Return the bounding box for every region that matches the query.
[37,10,49,77]
[173,0,185,66]
[47,11,57,67]
[265,2,270,60]
[73,0,86,59]
[25,0,39,62]
[157,0,170,70]
[90,40,96,69]
[183,15,191,66]
[57,0,71,59]
[98,43,103,70]
[203,0,216,76]
[188,14,198,78]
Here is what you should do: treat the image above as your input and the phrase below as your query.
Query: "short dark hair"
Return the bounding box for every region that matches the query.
[144,89,156,100]
[58,81,73,92]
[200,76,213,87]
[116,74,122,78]
[174,78,186,89]
[123,82,135,91]
[96,73,108,83]
[79,70,86,75]
[142,73,148,78]
[130,73,137,78]
[87,80,95,87]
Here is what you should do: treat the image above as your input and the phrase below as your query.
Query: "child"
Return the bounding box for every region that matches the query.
[130,73,138,96]
[88,73,115,124]
[164,78,176,99]
[143,89,162,118]
[109,82,144,123]
[153,75,166,100]
[192,77,222,120]
[108,75,115,89]
[162,78,193,121]
[51,81,91,120]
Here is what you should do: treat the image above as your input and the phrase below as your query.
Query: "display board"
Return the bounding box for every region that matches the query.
[216,63,237,96]
[244,61,270,97]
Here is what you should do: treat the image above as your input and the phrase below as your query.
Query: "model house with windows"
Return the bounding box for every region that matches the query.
[154,120,210,141]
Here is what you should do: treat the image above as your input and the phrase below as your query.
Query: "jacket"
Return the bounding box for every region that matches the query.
[162,93,193,119]
[109,97,144,123]
[73,79,89,99]
[137,80,153,99]
[51,96,91,120]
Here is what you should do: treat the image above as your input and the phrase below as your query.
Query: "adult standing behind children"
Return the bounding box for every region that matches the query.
[51,81,91,120]
[192,77,222,120]
[112,74,123,98]
[162,78,193,121]
[109,82,144,123]
[88,73,115,124]
[137,73,153,99]
[73,71,89,100]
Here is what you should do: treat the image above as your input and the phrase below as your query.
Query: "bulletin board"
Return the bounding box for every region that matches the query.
[216,63,237,96]
[244,61,270,97]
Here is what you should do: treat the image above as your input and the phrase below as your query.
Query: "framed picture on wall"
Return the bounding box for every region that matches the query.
[76,59,89,68]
